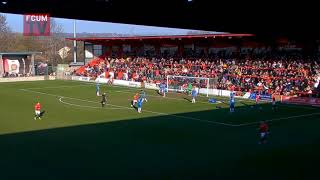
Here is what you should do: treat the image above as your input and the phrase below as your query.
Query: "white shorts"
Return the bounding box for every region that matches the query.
[260,132,267,138]
[35,110,40,115]
[133,100,137,103]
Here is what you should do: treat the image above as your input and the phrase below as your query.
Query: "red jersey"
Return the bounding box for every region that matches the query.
[35,103,41,111]
[256,95,260,102]
[104,71,109,78]
[133,94,139,100]
[231,85,235,91]
[182,83,187,89]
[117,71,123,80]
[155,70,159,76]
[259,123,269,133]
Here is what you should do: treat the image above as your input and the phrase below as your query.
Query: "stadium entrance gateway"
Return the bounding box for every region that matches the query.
[0,52,42,77]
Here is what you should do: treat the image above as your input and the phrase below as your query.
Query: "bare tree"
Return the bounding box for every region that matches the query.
[37,18,67,65]
[0,14,12,52]
[0,15,83,65]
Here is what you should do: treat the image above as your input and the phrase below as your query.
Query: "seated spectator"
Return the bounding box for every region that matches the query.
[75,55,320,97]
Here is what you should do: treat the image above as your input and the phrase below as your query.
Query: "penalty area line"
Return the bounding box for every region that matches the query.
[235,112,320,127]
[58,97,126,110]
[19,84,320,127]
[19,89,237,127]
[114,89,215,105]
[19,84,91,90]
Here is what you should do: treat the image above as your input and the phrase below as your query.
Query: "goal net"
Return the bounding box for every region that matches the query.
[166,75,215,97]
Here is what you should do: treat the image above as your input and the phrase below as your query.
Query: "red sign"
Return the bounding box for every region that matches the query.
[23,14,50,36]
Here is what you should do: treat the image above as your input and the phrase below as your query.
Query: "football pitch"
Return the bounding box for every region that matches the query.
[1,80,320,179]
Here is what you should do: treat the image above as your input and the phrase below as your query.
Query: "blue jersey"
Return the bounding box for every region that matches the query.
[160,83,165,90]
[137,98,143,107]
[192,89,197,97]
[230,99,235,108]
[230,92,235,100]
[140,91,146,98]
[230,98,235,103]
[96,84,100,91]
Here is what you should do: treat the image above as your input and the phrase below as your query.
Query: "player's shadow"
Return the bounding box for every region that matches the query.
[130,102,138,111]
[40,110,46,117]
[133,105,138,111]
[183,97,192,102]
[220,100,229,105]
[240,101,250,107]
[155,90,161,96]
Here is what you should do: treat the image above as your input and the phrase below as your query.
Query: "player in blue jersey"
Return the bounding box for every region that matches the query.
[140,89,147,102]
[230,98,235,113]
[229,91,235,112]
[137,97,143,113]
[191,87,198,103]
[230,91,235,101]
[159,82,166,97]
[96,83,100,96]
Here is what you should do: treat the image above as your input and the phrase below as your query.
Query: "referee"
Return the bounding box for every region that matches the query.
[100,93,107,107]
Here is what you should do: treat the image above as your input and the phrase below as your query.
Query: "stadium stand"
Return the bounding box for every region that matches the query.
[74,55,320,97]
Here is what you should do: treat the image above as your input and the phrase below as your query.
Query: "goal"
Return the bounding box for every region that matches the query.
[166,75,215,97]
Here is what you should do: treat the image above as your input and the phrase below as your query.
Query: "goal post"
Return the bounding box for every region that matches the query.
[166,75,214,97]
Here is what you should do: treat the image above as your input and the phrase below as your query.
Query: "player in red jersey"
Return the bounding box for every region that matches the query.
[255,93,262,110]
[255,94,260,104]
[34,102,41,120]
[272,94,277,111]
[258,120,269,144]
[131,93,139,107]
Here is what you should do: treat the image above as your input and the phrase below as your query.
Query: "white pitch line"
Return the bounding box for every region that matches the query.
[152,112,237,126]
[19,83,272,106]
[114,90,217,105]
[59,97,126,110]
[235,112,320,127]
[21,82,252,105]
[112,86,252,103]
[20,85,320,127]
[278,103,319,110]
[19,88,237,127]
[21,89,132,110]
[108,85,320,110]
[20,84,91,90]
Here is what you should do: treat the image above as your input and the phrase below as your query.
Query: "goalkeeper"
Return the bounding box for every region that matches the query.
[187,83,193,95]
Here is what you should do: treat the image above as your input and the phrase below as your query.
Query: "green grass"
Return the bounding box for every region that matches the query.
[0,80,320,179]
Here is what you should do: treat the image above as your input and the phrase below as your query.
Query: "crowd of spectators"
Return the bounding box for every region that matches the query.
[74,55,320,97]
